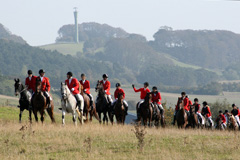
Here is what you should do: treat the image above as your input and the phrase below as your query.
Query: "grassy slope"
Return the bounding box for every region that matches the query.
[0,106,240,160]
[39,42,84,56]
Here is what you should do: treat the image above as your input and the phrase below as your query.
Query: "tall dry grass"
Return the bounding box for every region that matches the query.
[0,120,240,160]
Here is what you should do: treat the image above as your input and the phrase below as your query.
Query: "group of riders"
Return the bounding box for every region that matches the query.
[173,92,240,129]
[24,69,240,128]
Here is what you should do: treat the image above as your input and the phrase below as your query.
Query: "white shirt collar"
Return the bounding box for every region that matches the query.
[82,79,86,84]
[40,76,44,81]
[69,77,73,84]
[103,80,106,84]
[29,77,32,81]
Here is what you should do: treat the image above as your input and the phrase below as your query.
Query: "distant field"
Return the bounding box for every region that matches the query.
[0,106,240,160]
[39,42,84,56]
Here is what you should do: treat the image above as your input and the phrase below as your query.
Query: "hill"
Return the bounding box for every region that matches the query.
[0,23,26,44]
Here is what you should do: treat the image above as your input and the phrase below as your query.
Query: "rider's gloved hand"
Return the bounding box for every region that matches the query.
[132,84,135,88]
[71,88,75,92]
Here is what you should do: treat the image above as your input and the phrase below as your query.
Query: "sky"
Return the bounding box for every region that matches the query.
[0,0,239,46]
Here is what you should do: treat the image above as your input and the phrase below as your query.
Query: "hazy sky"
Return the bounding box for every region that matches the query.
[0,0,239,46]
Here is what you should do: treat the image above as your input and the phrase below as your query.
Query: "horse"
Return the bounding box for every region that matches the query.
[95,80,113,124]
[152,102,161,128]
[215,116,224,130]
[228,114,238,131]
[204,116,214,130]
[60,82,85,125]
[14,78,32,123]
[186,105,198,129]
[137,93,153,126]
[176,100,188,128]
[114,93,126,125]
[78,83,99,123]
[32,78,55,123]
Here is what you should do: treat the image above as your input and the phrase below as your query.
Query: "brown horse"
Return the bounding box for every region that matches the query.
[228,114,238,131]
[114,93,126,125]
[176,100,188,128]
[137,93,153,126]
[78,83,99,123]
[186,105,198,129]
[152,103,166,128]
[32,78,55,123]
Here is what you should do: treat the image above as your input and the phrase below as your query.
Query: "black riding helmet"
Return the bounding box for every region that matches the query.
[219,110,223,113]
[144,82,149,87]
[39,69,45,74]
[81,73,85,77]
[28,70,32,75]
[232,104,236,108]
[152,86,157,90]
[225,110,228,113]
[116,83,121,87]
[67,72,73,77]
[103,74,108,78]
[202,101,208,106]
[181,92,186,96]
[194,98,198,102]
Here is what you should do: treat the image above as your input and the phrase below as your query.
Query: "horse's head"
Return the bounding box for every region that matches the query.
[117,93,124,102]
[14,78,22,96]
[61,82,69,100]
[35,78,42,94]
[95,80,104,94]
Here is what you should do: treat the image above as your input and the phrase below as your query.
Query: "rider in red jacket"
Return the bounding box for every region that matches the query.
[34,69,52,108]
[201,101,213,126]
[112,83,128,115]
[97,74,113,104]
[25,70,37,93]
[151,86,164,118]
[132,82,150,119]
[65,72,84,111]
[172,92,188,125]
[217,110,227,128]
[80,73,94,110]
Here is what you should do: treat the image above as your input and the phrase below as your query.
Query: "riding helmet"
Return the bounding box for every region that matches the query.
[102,74,108,78]
[28,70,32,75]
[225,110,228,113]
[39,69,45,74]
[81,73,85,77]
[67,71,73,77]
[202,101,208,106]
[116,83,121,87]
[144,82,149,87]
[232,104,236,108]
[181,92,186,96]
[194,98,198,102]
[219,110,223,113]
[152,86,157,90]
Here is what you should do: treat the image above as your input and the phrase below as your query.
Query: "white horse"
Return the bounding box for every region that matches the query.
[60,82,84,126]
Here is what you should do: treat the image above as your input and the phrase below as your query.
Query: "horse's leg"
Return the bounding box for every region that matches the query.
[93,108,100,121]
[40,109,45,124]
[72,111,77,126]
[33,109,38,122]
[62,110,66,126]
[47,108,55,123]
[19,108,23,123]
[29,108,32,124]
[85,111,89,123]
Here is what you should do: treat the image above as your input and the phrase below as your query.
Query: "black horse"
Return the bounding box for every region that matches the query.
[14,78,32,123]
[95,80,113,124]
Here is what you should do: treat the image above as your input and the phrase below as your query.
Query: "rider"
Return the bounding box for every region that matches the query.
[151,86,164,118]
[224,110,229,124]
[217,110,227,129]
[186,95,192,111]
[193,98,204,125]
[65,72,84,112]
[36,69,51,108]
[25,70,37,94]
[231,104,240,126]
[132,82,150,119]
[172,92,189,125]
[201,101,213,126]
[112,83,128,115]
[79,73,94,110]
[99,74,113,105]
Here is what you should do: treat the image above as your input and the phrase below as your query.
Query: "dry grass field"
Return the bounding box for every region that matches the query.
[0,106,240,160]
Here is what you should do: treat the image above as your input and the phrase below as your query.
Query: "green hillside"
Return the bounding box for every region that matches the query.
[39,42,84,56]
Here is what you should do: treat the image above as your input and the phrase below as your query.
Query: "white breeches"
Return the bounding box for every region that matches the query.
[196,112,204,124]
[234,116,240,126]
[137,99,144,108]
[75,94,84,111]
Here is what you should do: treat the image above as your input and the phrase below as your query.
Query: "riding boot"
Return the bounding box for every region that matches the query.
[125,105,128,115]
[77,101,82,112]
[160,109,165,119]
[111,104,115,115]
[47,97,51,109]
[172,115,176,125]
[90,100,93,110]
